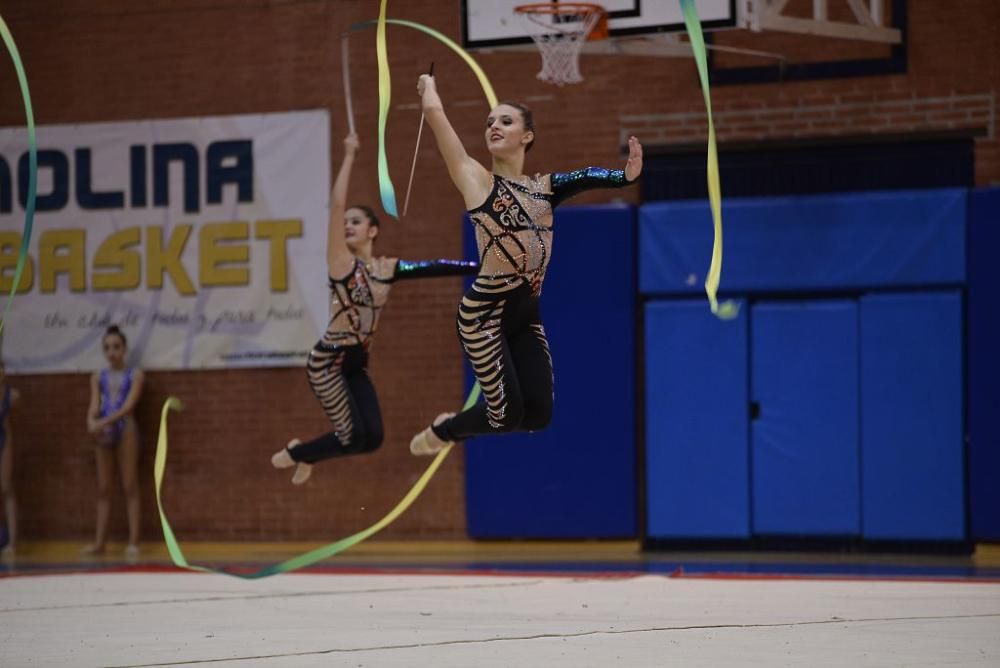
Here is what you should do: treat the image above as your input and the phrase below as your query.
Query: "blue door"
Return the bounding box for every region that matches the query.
[860,292,965,540]
[751,301,861,536]
[644,300,750,539]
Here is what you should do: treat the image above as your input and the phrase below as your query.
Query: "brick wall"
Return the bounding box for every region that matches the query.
[0,0,996,542]
[623,92,995,146]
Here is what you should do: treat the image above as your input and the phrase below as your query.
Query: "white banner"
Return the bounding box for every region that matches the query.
[0,110,330,372]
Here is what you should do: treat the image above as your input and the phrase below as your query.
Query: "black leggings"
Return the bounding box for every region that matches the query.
[289,343,384,464]
[435,281,554,442]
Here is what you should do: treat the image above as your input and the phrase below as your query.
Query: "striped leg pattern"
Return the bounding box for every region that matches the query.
[306,344,354,446]
[458,292,514,430]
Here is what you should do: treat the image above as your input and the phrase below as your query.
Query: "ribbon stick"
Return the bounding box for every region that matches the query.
[0,14,37,339]
[402,61,434,219]
[679,0,738,320]
[155,384,482,579]
[340,33,355,135]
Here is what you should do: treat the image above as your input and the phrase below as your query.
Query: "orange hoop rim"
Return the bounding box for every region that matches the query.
[513,2,608,41]
[514,2,606,14]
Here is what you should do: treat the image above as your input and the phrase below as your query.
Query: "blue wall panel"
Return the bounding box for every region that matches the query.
[645,300,750,539]
[751,301,861,536]
[860,292,965,540]
[465,206,637,538]
[640,189,966,294]
[968,188,1000,541]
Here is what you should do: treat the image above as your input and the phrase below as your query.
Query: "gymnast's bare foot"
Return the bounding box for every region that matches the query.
[271,439,298,469]
[272,439,312,485]
[291,462,313,485]
[81,543,105,556]
[410,413,456,456]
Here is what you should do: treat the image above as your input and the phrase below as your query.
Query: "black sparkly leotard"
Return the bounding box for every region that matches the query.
[434,167,634,442]
[290,256,478,464]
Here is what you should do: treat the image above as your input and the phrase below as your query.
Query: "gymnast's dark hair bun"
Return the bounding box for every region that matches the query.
[104,325,127,346]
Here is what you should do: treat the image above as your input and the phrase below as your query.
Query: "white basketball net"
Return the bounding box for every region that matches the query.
[516,6,604,86]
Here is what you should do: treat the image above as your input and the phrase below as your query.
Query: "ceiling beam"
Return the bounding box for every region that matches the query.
[870,0,883,25]
[814,0,828,21]
[744,0,902,44]
[847,0,877,25]
[758,11,901,43]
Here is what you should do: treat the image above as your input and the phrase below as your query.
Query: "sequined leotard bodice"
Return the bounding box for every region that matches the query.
[325,257,395,348]
[469,174,553,296]
[324,256,478,348]
[469,167,631,296]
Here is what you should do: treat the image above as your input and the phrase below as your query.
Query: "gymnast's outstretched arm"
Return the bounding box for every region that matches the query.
[549,136,644,207]
[391,258,479,281]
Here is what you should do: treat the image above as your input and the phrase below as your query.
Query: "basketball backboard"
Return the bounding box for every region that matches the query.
[461,0,739,50]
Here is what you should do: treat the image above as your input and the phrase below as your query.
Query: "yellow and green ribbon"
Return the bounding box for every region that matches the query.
[0,14,37,339]
[679,0,738,320]
[361,4,498,219]
[155,8,499,577]
[374,0,397,218]
[154,385,480,579]
[366,18,498,108]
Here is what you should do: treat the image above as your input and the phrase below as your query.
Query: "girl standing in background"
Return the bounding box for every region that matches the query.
[84,325,144,560]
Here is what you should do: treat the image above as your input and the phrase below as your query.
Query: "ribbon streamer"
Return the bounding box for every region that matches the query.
[355,10,498,219]
[363,19,498,108]
[0,14,37,340]
[155,384,481,579]
[375,0,397,218]
[679,0,738,320]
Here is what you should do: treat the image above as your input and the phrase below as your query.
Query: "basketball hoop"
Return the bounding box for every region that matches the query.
[514,3,608,86]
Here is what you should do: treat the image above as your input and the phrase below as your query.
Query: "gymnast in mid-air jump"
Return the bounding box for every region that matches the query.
[271,133,477,484]
[409,73,643,456]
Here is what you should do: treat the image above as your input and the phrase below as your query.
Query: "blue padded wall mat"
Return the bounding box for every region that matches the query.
[640,189,966,294]
[750,301,861,536]
[645,299,750,539]
[968,188,1000,541]
[464,205,638,538]
[860,292,965,540]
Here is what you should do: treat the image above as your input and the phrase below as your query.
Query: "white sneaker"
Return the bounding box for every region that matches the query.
[125,544,140,562]
[410,413,455,456]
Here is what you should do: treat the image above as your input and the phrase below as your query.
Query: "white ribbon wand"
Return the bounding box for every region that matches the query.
[402,61,434,219]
